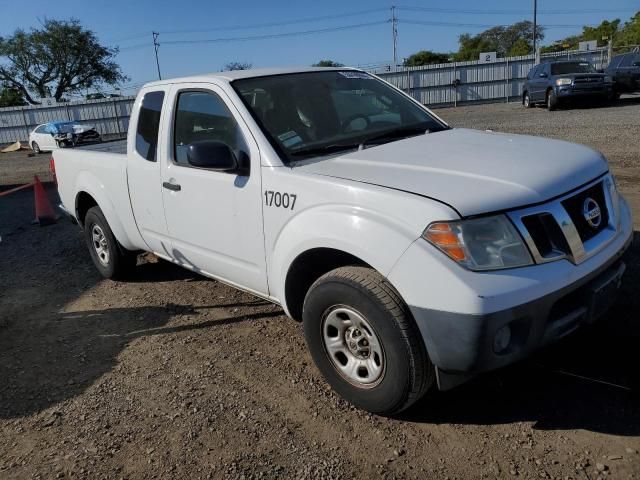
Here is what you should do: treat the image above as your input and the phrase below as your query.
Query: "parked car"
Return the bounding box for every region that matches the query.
[29,121,101,153]
[523,61,613,110]
[53,68,632,415]
[605,52,640,98]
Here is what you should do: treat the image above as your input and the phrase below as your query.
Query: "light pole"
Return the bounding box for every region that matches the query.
[152,31,162,80]
[532,0,538,56]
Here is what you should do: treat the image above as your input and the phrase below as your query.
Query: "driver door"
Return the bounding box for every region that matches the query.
[160,84,268,295]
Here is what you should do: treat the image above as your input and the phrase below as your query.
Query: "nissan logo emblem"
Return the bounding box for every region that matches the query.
[583,197,602,228]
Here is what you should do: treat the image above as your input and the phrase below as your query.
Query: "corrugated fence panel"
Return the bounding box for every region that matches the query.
[0,96,135,144]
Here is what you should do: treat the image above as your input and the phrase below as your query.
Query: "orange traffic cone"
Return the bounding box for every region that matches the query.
[33,175,59,226]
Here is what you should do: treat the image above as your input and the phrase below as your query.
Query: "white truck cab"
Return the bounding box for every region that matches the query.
[54,67,633,415]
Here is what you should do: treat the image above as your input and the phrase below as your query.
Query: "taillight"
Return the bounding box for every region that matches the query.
[49,156,57,186]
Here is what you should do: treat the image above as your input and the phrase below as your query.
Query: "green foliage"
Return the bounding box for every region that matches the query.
[0,83,26,107]
[617,12,640,46]
[312,60,345,67]
[224,62,252,71]
[455,21,544,61]
[0,19,126,104]
[403,50,450,67]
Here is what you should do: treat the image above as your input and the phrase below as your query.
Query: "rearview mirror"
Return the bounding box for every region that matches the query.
[187,140,242,173]
[539,72,548,78]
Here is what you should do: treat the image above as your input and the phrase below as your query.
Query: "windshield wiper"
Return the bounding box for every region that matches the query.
[289,142,361,158]
[361,124,442,147]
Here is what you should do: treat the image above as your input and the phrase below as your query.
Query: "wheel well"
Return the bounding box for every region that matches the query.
[75,191,98,226]
[284,248,370,322]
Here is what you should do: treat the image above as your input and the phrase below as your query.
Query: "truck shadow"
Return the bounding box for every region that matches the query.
[402,231,640,435]
[0,303,280,419]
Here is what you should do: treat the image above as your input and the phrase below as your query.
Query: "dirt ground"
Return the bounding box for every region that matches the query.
[1,99,639,480]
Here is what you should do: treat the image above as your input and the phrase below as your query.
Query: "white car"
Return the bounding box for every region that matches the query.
[52,67,632,415]
[30,122,101,153]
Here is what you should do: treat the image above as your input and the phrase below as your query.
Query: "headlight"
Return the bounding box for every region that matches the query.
[423,215,533,271]
[555,78,572,86]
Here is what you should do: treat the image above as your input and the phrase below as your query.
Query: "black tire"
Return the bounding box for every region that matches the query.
[83,206,136,279]
[302,266,434,415]
[546,89,558,111]
[32,141,41,154]
[523,92,533,108]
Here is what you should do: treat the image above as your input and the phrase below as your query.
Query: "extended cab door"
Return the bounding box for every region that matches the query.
[159,83,268,295]
[127,87,173,255]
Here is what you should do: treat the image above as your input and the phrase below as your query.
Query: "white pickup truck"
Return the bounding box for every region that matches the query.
[54,67,632,415]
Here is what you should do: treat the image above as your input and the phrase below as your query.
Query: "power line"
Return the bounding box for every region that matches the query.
[161,21,390,46]
[396,5,637,15]
[398,19,597,29]
[161,7,388,35]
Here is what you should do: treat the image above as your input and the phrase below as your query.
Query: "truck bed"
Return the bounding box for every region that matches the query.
[76,139,127,154]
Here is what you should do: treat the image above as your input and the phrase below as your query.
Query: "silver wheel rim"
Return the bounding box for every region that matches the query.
[91,225,110,266]
[321,306,385,387]
[524,95,529,107]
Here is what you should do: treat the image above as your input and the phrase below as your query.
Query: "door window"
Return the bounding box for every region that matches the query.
[135,91,165,162]
[621,53,640,68]
[173,90,247,166]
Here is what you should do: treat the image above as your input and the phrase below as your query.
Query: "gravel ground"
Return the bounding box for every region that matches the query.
[1,99,639,480]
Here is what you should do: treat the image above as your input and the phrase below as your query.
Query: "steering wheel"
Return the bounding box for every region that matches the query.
[341,114,371,133]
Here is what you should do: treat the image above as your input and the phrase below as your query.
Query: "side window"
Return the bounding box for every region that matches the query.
[35,125,47,133]
[135,91,165,162]
[527,65,538,80]
[173,90,247,166]
[542,64,550,76]
[621,53,640,68]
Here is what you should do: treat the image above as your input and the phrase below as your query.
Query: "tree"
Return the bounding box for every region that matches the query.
[403,50,450,67]
[312,60,344,67]
[224,62,252,71]
[542,18,621,52]
[0,19,126,104]
[0,83,26,107]
[455,21,544,60]
[618,11,640,46]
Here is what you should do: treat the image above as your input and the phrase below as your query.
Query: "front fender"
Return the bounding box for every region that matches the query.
[269,203,419,310]
[74,170,137,251]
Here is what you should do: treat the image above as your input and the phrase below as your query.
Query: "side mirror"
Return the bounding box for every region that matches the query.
[539,72,548,78]
[187,140,244,173]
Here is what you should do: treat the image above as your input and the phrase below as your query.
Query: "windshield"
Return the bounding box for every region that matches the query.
[232,70,448,163]
[551,62,596,75]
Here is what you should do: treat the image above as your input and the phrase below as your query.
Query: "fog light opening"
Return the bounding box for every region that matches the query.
[493,325,512,354]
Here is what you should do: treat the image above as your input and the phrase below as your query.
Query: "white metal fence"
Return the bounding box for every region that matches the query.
[0,47,612,145]
[0,96,135,145]
[372,47,610,106]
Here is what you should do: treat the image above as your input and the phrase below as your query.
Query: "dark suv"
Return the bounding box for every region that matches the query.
[523,61,612,110]
[606,52,640,98]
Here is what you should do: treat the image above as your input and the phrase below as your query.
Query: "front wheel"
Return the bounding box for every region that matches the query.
[32,141,41,154]
[303,266,434,415]
[84,206,136,279]
[523,92,533,108]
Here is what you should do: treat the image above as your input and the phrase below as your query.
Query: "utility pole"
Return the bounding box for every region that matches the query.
[391,6,398,69]
[532,0,538,57]
[152,31,162,80]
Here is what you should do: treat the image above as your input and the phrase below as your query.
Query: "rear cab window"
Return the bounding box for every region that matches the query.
[135,91,165,162]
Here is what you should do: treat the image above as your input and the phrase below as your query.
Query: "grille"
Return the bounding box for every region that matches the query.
[561,182,608,242]
[573,76,603,84]
[508,177,617,266]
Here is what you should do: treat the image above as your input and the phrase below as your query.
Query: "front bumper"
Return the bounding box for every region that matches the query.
[556,84,612,98]
[387,193,633,389]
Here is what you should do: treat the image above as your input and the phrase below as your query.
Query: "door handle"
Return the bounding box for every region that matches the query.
[163,181,181,192]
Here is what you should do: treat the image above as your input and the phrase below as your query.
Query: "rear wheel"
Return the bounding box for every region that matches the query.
[523,92,533,108]
[84,206,136,279]
[31,141,41,154]
[546,89,558,111]
[303,266,434,415]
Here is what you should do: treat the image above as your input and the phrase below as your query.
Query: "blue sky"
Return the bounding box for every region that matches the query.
[1,0,636,95]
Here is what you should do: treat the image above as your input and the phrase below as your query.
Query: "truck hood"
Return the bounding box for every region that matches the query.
[294,128,608,217]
